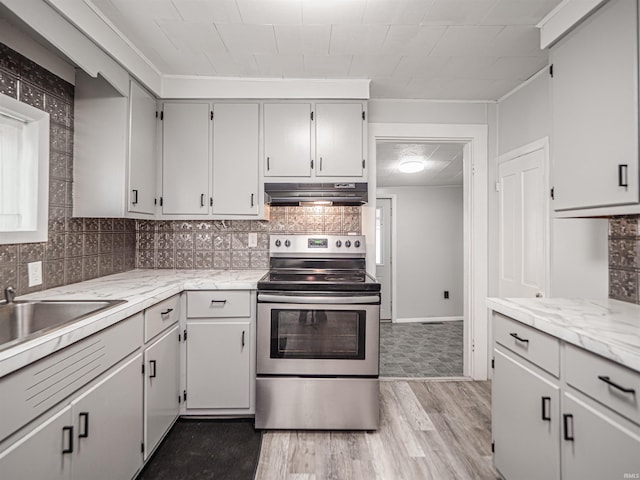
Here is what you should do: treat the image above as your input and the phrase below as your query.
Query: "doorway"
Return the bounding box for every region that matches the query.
[365,123,488,380]
[376,142,465,377]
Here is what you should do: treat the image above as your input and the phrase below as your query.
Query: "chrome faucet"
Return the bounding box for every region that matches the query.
[4,286,16,304]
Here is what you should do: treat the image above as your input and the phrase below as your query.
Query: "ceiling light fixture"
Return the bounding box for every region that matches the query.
[398,159,425,173]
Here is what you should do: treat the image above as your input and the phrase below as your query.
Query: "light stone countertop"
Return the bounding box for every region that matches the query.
[0,269,267,378]
[486,297,640,373]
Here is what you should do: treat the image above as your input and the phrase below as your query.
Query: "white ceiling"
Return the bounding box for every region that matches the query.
[376,142,464,187]
[86,0,562,100]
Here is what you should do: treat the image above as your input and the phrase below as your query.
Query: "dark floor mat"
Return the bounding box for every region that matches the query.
[136,419,262,480]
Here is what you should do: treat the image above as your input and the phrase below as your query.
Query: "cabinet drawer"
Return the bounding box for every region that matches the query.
[187,291,250,318]
[565,344,640,425]
[493,313,560,377]
[145,294,180,343]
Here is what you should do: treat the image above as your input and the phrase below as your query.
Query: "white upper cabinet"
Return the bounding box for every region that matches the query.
[212,103,260,215]
[551,0,640,215]
[263,101,367,181]
[128,81,157,215]
[74,74,157,219]
[264,103,312,177]
[161,102,211,215]
[316,103,364,177]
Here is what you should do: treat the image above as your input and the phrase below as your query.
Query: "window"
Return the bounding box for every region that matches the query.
[0,94,49,244]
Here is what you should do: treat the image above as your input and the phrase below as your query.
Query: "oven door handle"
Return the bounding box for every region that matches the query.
[257,293,380,304]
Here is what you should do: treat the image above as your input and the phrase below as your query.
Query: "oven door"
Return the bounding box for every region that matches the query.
[257,293,379,376]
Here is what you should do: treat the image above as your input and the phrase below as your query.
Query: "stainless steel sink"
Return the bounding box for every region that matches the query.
[0,299,126,351]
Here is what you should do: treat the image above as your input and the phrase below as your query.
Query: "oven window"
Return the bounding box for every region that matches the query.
[270,309,366,360]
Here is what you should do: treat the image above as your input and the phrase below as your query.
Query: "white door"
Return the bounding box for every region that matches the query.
[162,102,210,215]
[144,325,180,460]
[71,354,143,480]
[0,405,72,480]
[263,103,312,177]
[493,349,560,480]
[128,80,156,215]
[212,103,259,215]
[376,198,392,320]
[315,103,363,177]
[498,144,547,297]
[186,322,251,409]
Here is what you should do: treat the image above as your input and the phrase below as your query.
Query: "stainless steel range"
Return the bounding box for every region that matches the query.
[255,234,381,430]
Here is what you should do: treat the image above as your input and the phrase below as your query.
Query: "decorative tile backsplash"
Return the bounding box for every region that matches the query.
[609,215,640,305]
[134,206,362,270]
[0,43,136,296]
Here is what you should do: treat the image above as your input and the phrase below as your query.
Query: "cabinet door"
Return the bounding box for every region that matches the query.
[212,103,259,215]
[162,102,210,215]
[71,354,143,480]
[492,349,560,480]
[264,103,312,177]
[562,393,640,480]
[144,325,180,460]
[0,405,72,480]
[128,80,157,215]
[186,322,251,409]
[316,103,363,177]
[551,0,639,210]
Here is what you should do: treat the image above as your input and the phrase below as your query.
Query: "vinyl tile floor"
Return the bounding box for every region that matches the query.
[380,321,464,377]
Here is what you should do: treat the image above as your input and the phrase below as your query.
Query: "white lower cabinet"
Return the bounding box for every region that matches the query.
[0,353,143,480]
[492,348,560,480]
[186,322,251,409]
[184,290,256,414]
[492,312,640,480]
[144,325,180,460]
[71,354,143,480]
[0,405,72,479]
[562,392,640,480]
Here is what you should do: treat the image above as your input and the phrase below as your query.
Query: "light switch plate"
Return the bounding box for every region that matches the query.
[248,232,258,248]
[28,261,43,287]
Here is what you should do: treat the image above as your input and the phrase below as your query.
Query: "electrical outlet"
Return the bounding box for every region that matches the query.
[444,290,449,299]
[248,232,258,248]
[28,261,43,287]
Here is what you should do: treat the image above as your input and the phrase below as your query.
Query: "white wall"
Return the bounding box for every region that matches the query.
[493,71,609,298]
[368,99,488,125]
[376,186,464,320]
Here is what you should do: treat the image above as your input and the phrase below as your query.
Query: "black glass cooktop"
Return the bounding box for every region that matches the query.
[257,271,380,292]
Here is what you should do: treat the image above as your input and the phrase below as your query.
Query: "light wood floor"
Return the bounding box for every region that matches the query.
[255,380,499,480]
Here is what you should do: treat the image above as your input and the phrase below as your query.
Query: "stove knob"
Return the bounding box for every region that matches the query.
[275,239,281,247]
[336,240,342,247]
[285,239,291,247]
[345,240,351,248]
[354,240,361,248]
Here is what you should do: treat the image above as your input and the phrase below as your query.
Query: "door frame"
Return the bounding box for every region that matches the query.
[375,193,397,322]
[496,137,551,297]
[365,123,488,380]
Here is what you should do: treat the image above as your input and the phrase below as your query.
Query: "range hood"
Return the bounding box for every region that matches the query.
[265,182,368,206]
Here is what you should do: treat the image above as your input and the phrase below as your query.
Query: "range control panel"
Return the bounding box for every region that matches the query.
[270,235,366,255]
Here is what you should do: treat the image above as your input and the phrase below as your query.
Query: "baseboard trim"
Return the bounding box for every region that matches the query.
[394,316,463,324]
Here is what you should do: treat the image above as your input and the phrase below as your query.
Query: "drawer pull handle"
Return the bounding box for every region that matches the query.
[160,308,173,316]
[150,360,157,378]
[618,164,629,187]
[563,414,574,441]
[211,300,227,305]
[62,426,74,454]
[541,397,551,421]
[79,412,89,438]
[597,375,635,395]
[509,332,529,344]
[242,330,245,348]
